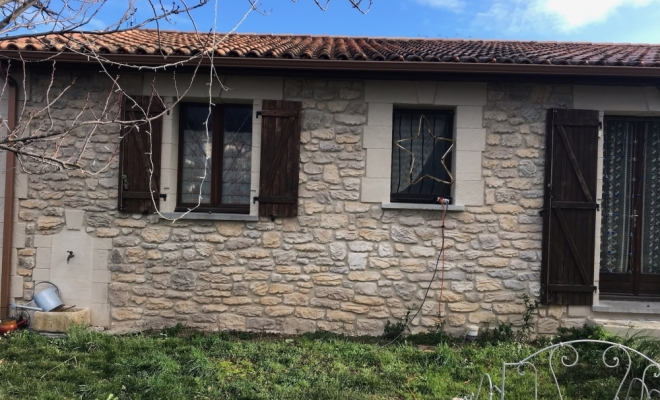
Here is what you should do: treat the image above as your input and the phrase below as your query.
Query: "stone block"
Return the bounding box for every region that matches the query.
[366,81,417,104]
[32,268,50,282]
[366,102,393,126]
[455,151,482,181]
[435,82,487,106]
[221,76,283,100]
[283,318,316,334]
[93,250,108,270]
[32,307,90,333]
[363,125,392,149]
[90,303,110,327]
[33,235,52,248]
[538,318,560,334]
[361,178,389,203]
[91,282,108,303]
[366,148,391,178]
[456,128,487,152]
[574,85,656,112]
[217,313,246,331]
[456,106,483,129]
[567,305,592,317]
[15,174,28,199]
[13,222,26,248]
[454,180,484,206]
[92,269,111,283]
[94,238,113,250]
[9,275,23,297]
[36,247,51,269]
[415,81,438,104]
[65,210,85,230]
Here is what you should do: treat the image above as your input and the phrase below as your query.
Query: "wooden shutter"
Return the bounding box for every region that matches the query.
[541,109,599,305]
[118,96,164,214]
[258,100,302,218]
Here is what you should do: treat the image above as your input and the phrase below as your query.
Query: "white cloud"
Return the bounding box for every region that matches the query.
[416,0,465,12]
[542,0,653,30]
[477,0,658,33]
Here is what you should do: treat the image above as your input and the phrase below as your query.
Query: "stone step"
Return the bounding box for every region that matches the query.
[587,317,660,338]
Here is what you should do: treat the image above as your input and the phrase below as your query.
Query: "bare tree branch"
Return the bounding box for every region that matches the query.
[0,0,375,222]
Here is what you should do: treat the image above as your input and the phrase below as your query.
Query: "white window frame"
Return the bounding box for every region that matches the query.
[362,80,487,211]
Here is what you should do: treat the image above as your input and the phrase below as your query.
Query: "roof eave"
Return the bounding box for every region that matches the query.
[4,50,660,78]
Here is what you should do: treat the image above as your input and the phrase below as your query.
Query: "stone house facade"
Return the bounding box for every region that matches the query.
[3,32,660,336]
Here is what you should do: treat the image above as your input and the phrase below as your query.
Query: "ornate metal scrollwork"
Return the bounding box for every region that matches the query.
[467,340,660,400]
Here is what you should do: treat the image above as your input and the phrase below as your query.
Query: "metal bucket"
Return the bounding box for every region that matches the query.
[33,286,63,312]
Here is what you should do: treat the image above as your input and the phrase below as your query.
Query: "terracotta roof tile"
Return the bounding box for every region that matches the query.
[2,29,660,67]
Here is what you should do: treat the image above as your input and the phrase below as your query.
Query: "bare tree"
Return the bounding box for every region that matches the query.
[0,0,373,219]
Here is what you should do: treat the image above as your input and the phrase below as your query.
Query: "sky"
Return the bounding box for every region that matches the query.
[137,0,660,44]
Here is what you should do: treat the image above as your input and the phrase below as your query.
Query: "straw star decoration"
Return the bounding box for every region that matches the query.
[394,114,455,186]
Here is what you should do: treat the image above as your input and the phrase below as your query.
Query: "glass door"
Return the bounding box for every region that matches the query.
[600,117,660,297]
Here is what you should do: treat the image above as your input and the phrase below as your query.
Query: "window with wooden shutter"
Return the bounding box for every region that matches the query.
[258,100,302,218]
[175,103,252,214]
[118,96,164,214]
[541,109,599,305]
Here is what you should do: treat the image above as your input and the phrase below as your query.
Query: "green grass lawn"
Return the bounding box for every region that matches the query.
[0,325,654,399]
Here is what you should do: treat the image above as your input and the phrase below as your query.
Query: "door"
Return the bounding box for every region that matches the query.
[599,117,660,297]
[541,109,599,305]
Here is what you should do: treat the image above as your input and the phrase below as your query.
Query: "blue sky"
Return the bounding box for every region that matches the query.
[143,0,660,44]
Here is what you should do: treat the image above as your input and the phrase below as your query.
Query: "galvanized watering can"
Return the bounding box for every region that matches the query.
[10,281,63,312]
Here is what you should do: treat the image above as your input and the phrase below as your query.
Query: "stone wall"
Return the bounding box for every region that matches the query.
[10,70,586,336]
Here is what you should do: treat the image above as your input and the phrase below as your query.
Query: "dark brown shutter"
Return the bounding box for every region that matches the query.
[118,96,164,214]
[258,100,302,218]
[541,109,599,305]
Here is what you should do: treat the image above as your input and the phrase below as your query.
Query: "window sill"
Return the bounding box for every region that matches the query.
[380,203,465,212]
[160,212,259,222]
[592,300,660,316]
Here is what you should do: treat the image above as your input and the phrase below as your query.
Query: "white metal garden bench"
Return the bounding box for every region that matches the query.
[467,340,660,400]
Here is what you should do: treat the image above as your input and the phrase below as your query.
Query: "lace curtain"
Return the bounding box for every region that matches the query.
[642,120,660,273]
[601,118,660,274]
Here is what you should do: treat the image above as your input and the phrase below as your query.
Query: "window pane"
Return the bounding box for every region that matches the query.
[642,120,660,274]
[600,119,634,274]
[391,110,453,201]
[221,107,252,204]
[180,106,213,204]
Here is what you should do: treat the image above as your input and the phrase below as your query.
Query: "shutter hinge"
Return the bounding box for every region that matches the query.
[256,111,262,119]
[596,203,600,211]
[122,174,129,190]
[253,196,259,204]
[159,194,167,201]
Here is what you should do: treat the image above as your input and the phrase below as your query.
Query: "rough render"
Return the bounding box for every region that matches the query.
[9,70,588,336]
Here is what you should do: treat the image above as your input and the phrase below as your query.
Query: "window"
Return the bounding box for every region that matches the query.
[600,117,660,296]
[177,103,252,214]
[390,108,454,204]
